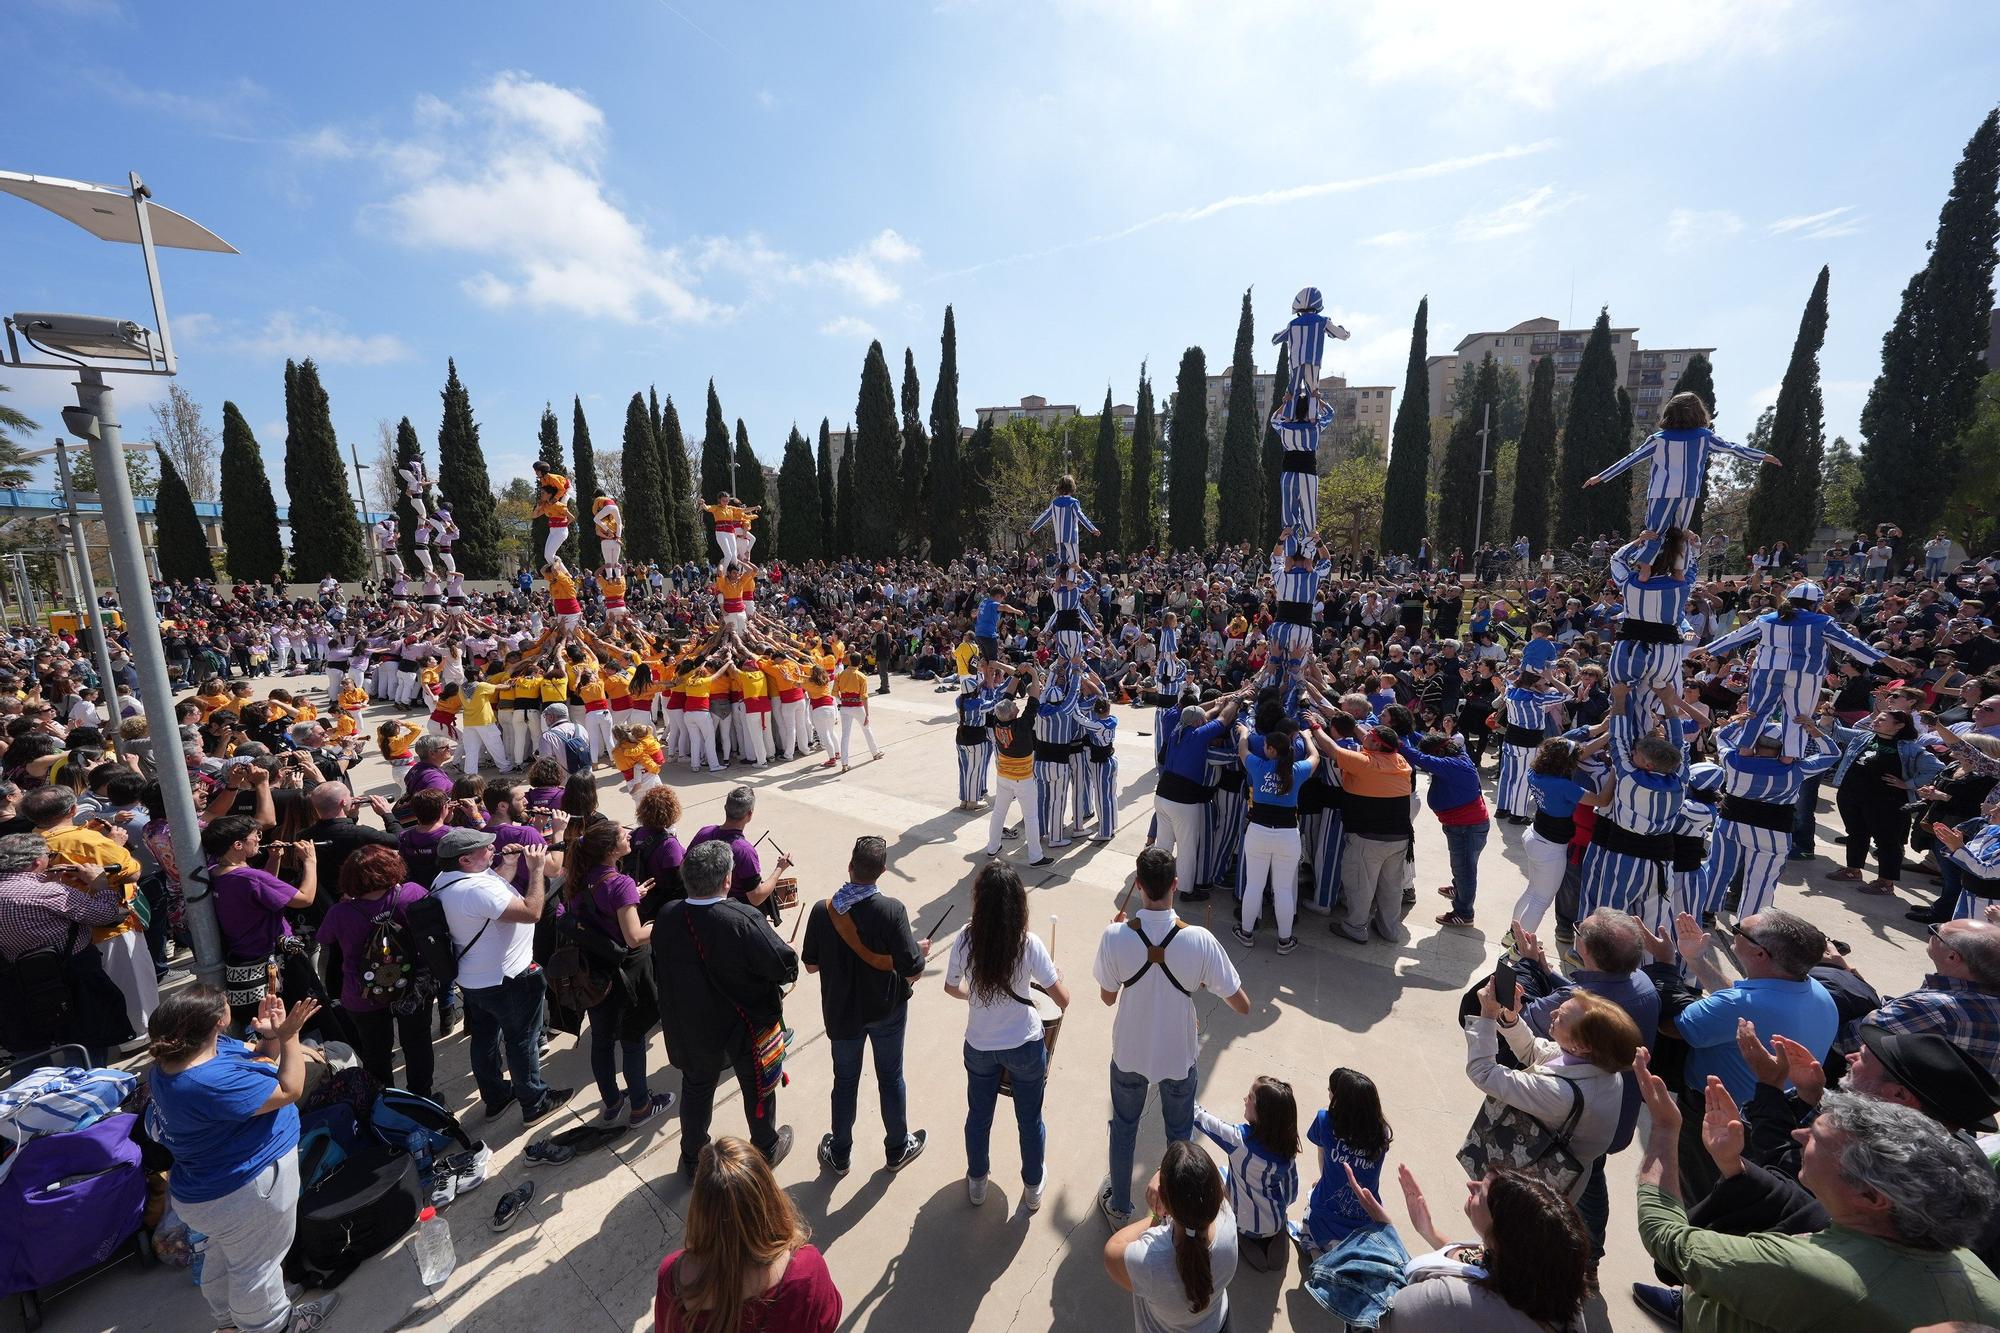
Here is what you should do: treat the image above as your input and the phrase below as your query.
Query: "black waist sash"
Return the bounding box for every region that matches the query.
[1721,793,1795,832]
[1156,769,1209,804]
[1275,600,1313,627]
[1591,816,1674,860]
[956,724,990,747]
[1616,618,1682,645]
[1280,452,1317,474]
[1504,724,1544,748]
[1672,835,1707,873]
[1053,608,1082,632]
[1247,805,1299,829]
[1532,811,1576,843]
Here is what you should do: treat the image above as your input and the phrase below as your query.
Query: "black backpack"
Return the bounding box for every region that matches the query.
[401,885,487,988]
[284,1142,423,1289]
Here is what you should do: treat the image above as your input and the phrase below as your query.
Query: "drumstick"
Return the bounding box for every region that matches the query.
[922,903,955,940]
[1049,913,1057,956]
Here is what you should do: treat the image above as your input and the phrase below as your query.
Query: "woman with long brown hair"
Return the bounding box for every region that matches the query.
[942,861,1068,1209]
[1102,1138,1235,1331]
[319,844,434,1097]
[653,1137,840,1333]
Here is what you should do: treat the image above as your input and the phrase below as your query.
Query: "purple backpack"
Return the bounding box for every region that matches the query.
[0,1112,146,1294]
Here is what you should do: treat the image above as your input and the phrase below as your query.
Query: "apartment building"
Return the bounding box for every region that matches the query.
[1186,371,1394,450]
[1426,317,1715,425]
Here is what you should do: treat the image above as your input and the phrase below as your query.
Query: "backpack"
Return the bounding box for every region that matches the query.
[401,887,487,989]
[283,1142,423,1289]
[358,908,417,1008]
[369,1088,475,1178]
[297,1103,361,1189]
[558,726,591,777]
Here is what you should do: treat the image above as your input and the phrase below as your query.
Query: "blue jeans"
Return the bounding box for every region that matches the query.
[964,1039,1046,1187]
[1577,1155,1609,1258]
[1928,557,1948,581]
[587,995,649,1109]
[1791,778,1822,858]
[1108,1061,1196,1214]
[831,1006,910,1163]
[1442,821,1490,918]
[461,967,550,1115]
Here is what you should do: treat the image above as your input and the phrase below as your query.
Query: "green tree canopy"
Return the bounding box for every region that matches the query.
[435,359,503,578]
[1380,297,1432,553]
[1167,347,1209,549]
[1216,289,1262,544]
[776,425,822,560]
[1746,265,1830,553]
[153,452,214,583]
[218,400,285,583]
[281,358,366,580]
[927,307,963,561]
[620,391,666,567]
[853,343,901,558]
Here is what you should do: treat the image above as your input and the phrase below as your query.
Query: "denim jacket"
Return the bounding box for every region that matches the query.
[1303,1221,1409,1328]
[1825,722,1944,790]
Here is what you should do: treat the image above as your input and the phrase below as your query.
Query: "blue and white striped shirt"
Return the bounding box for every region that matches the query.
[1027,494,1098,549]
[1158,626,1180,657]
[1272,313,1336,373]
[1702,610,1886,676]
[1610,540,1694,626]
[1609,764,1685,835]
[1714,720,1837,803]
[1270,401,1335,452]
[1271,553,1331,604]
[1591,427,1773,500]
[1194,1105,1299,1239]
[1077,712,1116,751]
[1033,686,1085,746]
[1504,684,1567,729]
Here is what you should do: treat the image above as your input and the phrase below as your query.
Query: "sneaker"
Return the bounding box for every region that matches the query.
[447,1142,492,1194]
[1435,912,1475,928]
[1275,935,1298,956]
[629,1092,677,1127]
[1330,922,1369,943]
[521,1087,576,1125]
[598,1096,628,1124]
[1028,856,1054,867]
[1630,1283,1684,1328]
[524,1139,576,1166]
[428,1172,458,1211]
[476,1088,516,1121]
[490,1182,534,1233]
[1231,927,1255,948]
[818,1133,851,1177]
[763,1125,794,1167]
[887,1129,927,1173]
[967,1174,988,1206]
[1023,1176,1044,1212]
[287,1293,339,1331]
[1177,887,1211,904]
[1097,1180,1134,1227]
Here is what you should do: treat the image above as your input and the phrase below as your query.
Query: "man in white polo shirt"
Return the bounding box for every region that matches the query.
[1091,846,1250,1225]
[433,826,574,1124]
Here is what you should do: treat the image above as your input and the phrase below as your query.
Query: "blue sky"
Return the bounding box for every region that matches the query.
[3,0,1997,502]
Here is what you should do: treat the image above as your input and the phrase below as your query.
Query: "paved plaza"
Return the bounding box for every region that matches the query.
[23,679,1936,1333]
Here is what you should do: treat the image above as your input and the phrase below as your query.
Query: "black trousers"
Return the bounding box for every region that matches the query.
[348,1005,436,1100]
[1837,780,1910,879]
[677,1046,779,1170]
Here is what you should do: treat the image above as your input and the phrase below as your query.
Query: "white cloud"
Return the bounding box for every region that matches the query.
[698,228,922,308]
[1455,185,1575,241]
[1768,205,1863,240]
[482,70,604,155]
[819,316,877,340]
[1666,207,1746,250]
[755,88,778,111]
[180,308,412,366]
[1350,2,1809,108]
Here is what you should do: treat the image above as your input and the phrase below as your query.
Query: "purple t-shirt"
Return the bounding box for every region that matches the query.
[488,822,548,891]
[526,785,563,811]
[211,865,296,958]
[405,763,453,796]
[637,828,684,884]
[577,865,640,942]
[399,825,449,861]
[318,883,427,1011]
[690,825,760,899]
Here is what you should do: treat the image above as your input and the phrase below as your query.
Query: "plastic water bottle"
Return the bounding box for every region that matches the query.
[413,1206,456,1286]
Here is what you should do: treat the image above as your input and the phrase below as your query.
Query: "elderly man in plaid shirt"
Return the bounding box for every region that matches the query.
[1868,918,2000,1080]
[0,831,133,1057]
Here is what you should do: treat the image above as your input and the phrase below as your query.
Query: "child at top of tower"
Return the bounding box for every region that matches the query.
[1272,286,1351,419]
[1584,391,1779,567]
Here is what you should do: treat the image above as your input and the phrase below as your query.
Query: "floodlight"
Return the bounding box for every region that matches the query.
[12,312,160,362]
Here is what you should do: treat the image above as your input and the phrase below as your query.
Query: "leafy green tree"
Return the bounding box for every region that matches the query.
[1510,354,1558,549]
[1858,109,2000,534]
[927,308,962,561]
[853,343,901,558]
[392,417,425,565]
[434,359,503,578]
[835,419,857,556]
[1943,375,2000,555]
[1259,342,1289,547]
[1820,434,1861,531]
[153,452,214,583]
[700,380,734,502]
[219,400,285,582]
[67,447,156,498]
[960,418,995,551]
[776,425,822,560]
[1089,387,1123,552]
[1321,450,1388,556]
[733,420,768,551]
[899,348,928,554]
[1167,347,1209,549]
[570,397,605,569]
[0,383,38,488]
[661,396,699,561]
[1677,352,1717,417]
[1216,290,1262,543]
[281,358,366,579]
[1380,297,1432,553]
[1436,354,1501,555]
[1747,266,1830,553]
[1553,310,1628,542]
[647,386,675,561]
[620,392,666,566]
[816,418,836,555]
[1128,365,1157,550]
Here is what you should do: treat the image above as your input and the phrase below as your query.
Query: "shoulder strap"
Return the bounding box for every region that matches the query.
[1550,1077,1587,1143]
[825,902,896,972]
[1118,917,1191,996]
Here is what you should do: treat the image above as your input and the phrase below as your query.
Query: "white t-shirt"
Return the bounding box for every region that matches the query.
[1092,910,1241,1083]
[945,930,1059,1051]
[433,869,535,990]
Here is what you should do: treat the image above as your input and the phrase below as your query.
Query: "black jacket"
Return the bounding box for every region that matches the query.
[801,893,923,1040]
[651,898,797,1071]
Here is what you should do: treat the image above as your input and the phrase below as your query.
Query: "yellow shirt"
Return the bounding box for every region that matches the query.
[331,713,357,740]
[611,735,664,778]
[547,569,578,603]
[953,642,977,676]
[835,668,868,705]
[539,675,569,705]
[291,701,319,723]
[461,681,500,728]
[603,667,633,704]
[194,692,231,721]
[384,721,422,759]
[804,676,833,706]
[577,678,608,708]
[681,674,712,706]
[509,671,539,701]
[704,502,746,529]
[430,694,463,722]
[338,684,368,713]
[732,667,769,701]
[46,825,142,941]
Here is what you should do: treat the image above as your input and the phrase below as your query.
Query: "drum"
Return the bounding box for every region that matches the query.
[770,876,800,912]
[998,985,1064,1099]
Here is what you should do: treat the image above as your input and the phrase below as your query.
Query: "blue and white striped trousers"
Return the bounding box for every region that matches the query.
[1087,758,1118,840]
[1496,742,1536,817]
[1204,787,1247,891]
[1300,809,1345,912]
[1281,471,1316,538]
[1740,669,1821,758]
[1608,638,1687,691]
[1067,750,1096,829]
[1035,759,1072,848]
[1579,845,1674,935]
[1699,819,1789,919]
[1050,629,1087,661]
[957,741,992,804]
[1629,496,1699,566]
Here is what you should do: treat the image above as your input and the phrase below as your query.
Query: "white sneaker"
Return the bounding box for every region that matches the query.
[967,1174,988,1206]
[1024,1178,1044,1213]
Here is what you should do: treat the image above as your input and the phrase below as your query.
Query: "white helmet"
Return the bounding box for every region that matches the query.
[1786,580,1824,604]
[1292,286,1324,314]
[959,674,982,694]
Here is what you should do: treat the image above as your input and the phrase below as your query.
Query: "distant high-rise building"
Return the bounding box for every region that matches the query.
[1426,317,1716,426]
[1174,372,1393,451]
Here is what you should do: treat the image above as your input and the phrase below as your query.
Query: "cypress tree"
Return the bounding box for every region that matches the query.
[218,401,283,582]
[393,417,425,566]
[928,307,962,561]
[1380,297,1432,554]
[776,426,822,560]
[959,418,994,552]
[1128,365,1158,551]
[899,348,929,554]
[1676,352,1717,417]
[1217,290,1262,544]
[700,380,734,502]
[569,397,602,569]
[1260,342,1290,547]
[661,396,699,561]
[532,405,565,568]
[1436,354,1501,556]
[835,420,857,555]
[281,358,366,580]
[816,418,836,555]
[854,343,901,558]
[153,452,214,583]
[648,385,675,561]
[733,420,768,553]
[1857,110,2000,534]
[1747,266,1831,553]
[620,392,666,566]
[434,359,503,578]
[1510,353,1558,549]
[1167,347,1209,549]
[1090,387,1123,553]
[1554,310,1627,543]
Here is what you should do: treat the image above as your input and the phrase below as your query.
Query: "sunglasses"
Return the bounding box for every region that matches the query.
[1730,923,1768,951]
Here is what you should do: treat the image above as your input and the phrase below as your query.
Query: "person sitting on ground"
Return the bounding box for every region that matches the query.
[1102,1139,1237,1333]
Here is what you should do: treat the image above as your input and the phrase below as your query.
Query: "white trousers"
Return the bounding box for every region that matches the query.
[600,538,622,569]
[461,722,509,774]
[988,775,1045,860]
[584,710,615,761]
[737,708,770,764]
[840,709,879,764]
[683,712,720,770]
[1151,795,1206,900]
[543,525,568,566]
[1511,828,1571,932]
[1240,822,1302,939]
[811,704,840,758]
[775,698,810,758]
[97,929,157,1035]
